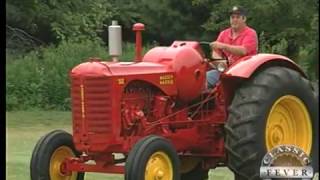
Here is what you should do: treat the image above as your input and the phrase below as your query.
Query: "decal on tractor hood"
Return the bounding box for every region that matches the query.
[159,74,173,85]
[117,78,125,85]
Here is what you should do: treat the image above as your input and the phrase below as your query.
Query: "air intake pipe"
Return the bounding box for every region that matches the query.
[133,23,145,62]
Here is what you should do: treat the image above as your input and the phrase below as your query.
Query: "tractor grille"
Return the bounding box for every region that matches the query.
[71,76,112,137]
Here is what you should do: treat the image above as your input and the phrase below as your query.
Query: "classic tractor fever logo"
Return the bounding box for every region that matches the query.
[260,145,314,179]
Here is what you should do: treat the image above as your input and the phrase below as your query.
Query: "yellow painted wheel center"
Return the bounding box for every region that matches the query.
[266,95,312,154]
[145,151,173,180]
[49,146,78,180]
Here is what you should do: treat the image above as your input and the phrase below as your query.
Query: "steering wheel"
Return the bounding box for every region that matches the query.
[199,41,228,62]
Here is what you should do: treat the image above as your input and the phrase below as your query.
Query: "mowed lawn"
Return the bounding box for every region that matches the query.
[7,111,318,180]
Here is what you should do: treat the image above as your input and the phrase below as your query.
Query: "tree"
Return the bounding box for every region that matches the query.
[6,0,116,44]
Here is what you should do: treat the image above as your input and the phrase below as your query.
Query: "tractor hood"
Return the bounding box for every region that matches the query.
[70,60,178,97]
[107,61,173,75]
[70,60,173,77]
[70,58,205,102]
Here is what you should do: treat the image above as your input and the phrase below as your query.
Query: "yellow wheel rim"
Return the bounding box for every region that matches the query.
[266,95,312,154]
[145,151,173,180]
[49,146,78,180]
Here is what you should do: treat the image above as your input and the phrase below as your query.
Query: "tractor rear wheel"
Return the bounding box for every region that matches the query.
[30,130,85,180]
[225,66,318,180]
[125,135,180,180]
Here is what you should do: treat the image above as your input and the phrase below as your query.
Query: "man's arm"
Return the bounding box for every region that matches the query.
[211,30,258,56]
[211,31,225,59]
[211,42,247,56]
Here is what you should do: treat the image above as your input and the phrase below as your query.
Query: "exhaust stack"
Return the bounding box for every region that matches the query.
[108,20,122,62]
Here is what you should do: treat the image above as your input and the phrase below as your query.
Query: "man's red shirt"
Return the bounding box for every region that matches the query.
[215,26,258,64]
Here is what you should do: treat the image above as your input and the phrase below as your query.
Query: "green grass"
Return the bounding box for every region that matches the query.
[6,111,318,180]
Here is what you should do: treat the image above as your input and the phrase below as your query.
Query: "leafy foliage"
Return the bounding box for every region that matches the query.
[6,39,152,111]
[6,0,116,43]
[6,40,108,110]
[49,0,115,42]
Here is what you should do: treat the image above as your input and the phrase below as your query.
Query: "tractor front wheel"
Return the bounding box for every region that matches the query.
[225,66,318,179]
[30,130,85,180]
[125,135,180,180]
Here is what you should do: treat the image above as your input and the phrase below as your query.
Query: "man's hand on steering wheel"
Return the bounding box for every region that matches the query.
[199,41,229,70]
[199,41,228,62]
[209,41,229,64]
[210,41,226,50]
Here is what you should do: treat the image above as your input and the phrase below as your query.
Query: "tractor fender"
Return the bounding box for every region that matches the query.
[219,53,307,107]
[223,53,306,78]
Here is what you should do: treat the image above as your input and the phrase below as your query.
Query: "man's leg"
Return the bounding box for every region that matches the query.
[207,70,221,89]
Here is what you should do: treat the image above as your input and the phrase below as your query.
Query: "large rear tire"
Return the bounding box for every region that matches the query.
[225,66,318,179]
[30,130,85,180]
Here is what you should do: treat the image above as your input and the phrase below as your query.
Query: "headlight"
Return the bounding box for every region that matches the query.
[217,62,226,72]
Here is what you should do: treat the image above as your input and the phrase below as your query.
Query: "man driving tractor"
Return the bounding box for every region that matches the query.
[207,6,258,88]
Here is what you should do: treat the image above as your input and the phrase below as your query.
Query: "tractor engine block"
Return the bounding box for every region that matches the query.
[120,81,173,136]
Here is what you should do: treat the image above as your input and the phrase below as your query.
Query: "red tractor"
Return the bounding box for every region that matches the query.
[30,22,318,180]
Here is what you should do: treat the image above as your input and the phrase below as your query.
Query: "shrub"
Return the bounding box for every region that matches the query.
[6,40,147,111]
